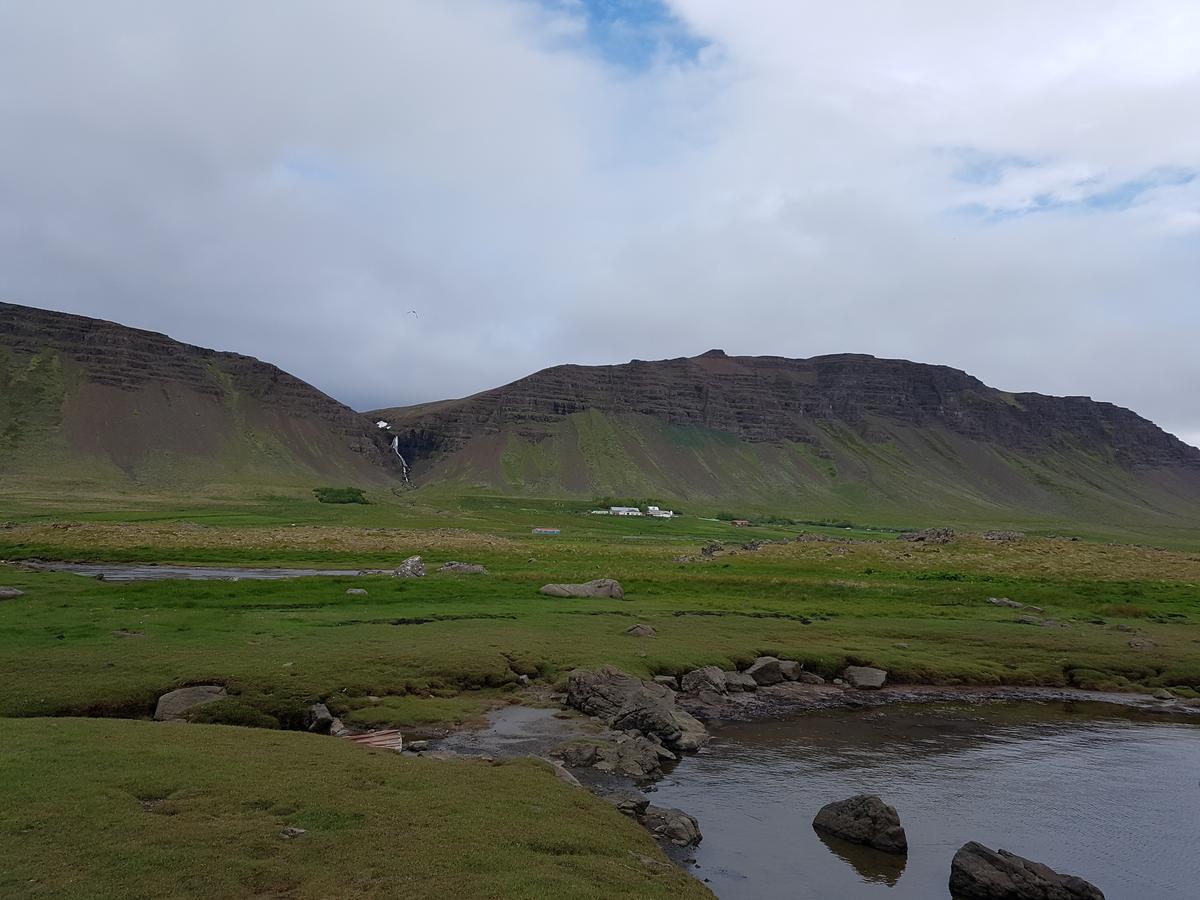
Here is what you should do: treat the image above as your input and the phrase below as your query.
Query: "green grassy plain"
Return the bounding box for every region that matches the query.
[1,492,1198,898]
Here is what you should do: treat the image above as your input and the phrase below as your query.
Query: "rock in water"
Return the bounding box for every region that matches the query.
[746,656,785,685]
[393,556,426,577]
[843,666,887,689]
[566,667,708,751]
[539,579,624,599]
[812,794,907,854]
[680,665,726,694]
[642,805,702,847]
[624,623,657,637]
[304,702,335,734]
[949,842,1104,899]
[154,685,227,721]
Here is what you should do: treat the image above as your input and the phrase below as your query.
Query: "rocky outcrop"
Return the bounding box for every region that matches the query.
[539,578,624,599]
[154,685,226,721]
[812,794,907,854]
[438,561,489,575]
[304,702,336,734]
[900,527,956,544]
[394,556,426,578]
[843,666,887,689]
[552,734,675,779]
[566,667,707,751]
[949,842,1104,899]
[642,805,702,847]
[0,587,24,600]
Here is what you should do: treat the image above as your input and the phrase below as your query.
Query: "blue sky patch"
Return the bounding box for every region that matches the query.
[543,0,707,70]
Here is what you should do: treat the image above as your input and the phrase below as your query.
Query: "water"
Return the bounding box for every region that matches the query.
[26,561,362,581]
[650,703,1200,900]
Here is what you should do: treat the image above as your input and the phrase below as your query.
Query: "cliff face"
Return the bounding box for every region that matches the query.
[0,302,399,486]
[375,349,1199,472]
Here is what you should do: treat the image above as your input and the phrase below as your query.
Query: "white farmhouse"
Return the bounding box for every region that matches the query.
[610,506,643,516]
[646,506,675,518]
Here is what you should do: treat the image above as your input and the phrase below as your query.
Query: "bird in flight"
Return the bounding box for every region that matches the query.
[408,309,418,319]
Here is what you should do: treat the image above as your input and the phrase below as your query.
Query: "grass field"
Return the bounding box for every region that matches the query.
[1,492,1198,898]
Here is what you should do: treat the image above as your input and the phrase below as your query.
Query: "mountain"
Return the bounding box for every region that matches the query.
[373,350,1200,526]
[0,302,400,491]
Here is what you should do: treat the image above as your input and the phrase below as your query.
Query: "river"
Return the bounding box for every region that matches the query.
[650,702,1199,900]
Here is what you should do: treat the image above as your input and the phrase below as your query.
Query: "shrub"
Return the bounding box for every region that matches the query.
[313,486,369,504]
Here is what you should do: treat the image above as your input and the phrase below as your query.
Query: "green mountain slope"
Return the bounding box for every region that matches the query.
[0,302,401,494]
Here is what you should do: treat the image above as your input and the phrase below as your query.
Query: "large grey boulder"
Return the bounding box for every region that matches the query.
[746,656,785,686]
[0,587,25,600]
[798,670,826,685]
[539,579,624,599]
[724,670,758,692]
[680,665,726,694]
[779,660,802,680]
[438,561,488,575]
[304,702,335,734]
[813,794,907,854]
[154,685,226,721]
[843,666,887,689]
[642,805,702,847]
[949,842,1104,899]
[566,667,708,751]
[394,556,426,577]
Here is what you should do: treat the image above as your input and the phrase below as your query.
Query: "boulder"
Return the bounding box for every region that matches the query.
[406,740,430,752]
[798,671,826,685]
[746,656,785,686]
[0,587,25,600]
[539,579,625,599]
[345,588,368,596]
[724,670,758,692]
[394,556,426,577]
[843,666,887,689]
[566,667,708,751]
[812,794,907,854]
[606,792,650,817]
[438,561,489,575]
[625,623,657,637]
[949,842,1104,900]
[154,685,226,721]
[1018,615,1043,626]
[642,805,702,847]
[680,666,726,694]
[652,675,680,691]
[988,597,1023,608]
[779,660,802,680]
[304,702,335,734]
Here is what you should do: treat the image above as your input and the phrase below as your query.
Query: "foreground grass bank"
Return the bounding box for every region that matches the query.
[0,718,710,899]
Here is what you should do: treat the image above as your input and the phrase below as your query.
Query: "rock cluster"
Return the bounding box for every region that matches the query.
[540,579,625,599]
[949,842,1104,899]
[675,656,838,698]
[812,794,907,853]
[641,805,702,847]
[552,733,675,779]
[981,530,1027,542]
[899,528,956,544]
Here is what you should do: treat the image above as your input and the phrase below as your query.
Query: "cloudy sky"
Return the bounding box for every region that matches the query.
[1,1,1197,445]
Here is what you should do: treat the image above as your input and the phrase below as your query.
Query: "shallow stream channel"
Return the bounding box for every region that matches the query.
[438,701,1199,900]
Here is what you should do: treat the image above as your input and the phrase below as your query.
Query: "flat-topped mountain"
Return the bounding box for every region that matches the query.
[0,302,399,489]
[373,350,1200,524]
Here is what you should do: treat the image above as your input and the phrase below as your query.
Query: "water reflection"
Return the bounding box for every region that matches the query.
[814,831,906,886]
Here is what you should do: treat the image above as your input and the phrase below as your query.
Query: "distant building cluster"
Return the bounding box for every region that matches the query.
[591,505,675,518]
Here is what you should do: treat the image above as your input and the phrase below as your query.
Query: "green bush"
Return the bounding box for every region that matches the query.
[313,486,369,504]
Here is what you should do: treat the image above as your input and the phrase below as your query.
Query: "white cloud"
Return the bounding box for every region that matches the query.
[0,0,1196,441]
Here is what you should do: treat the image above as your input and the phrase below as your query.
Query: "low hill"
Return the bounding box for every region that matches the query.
[0,302,401,493]
[373,350,1200,527]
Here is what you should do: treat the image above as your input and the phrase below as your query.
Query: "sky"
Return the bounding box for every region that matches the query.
[0,1,1197,447]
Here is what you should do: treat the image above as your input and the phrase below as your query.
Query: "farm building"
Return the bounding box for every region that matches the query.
[610,506,643,516]
[646,506,675,518]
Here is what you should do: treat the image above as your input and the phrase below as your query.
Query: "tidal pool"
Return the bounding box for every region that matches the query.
[650,702,1199,899]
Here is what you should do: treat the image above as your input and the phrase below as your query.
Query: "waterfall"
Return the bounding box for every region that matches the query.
[390,435,412,485]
